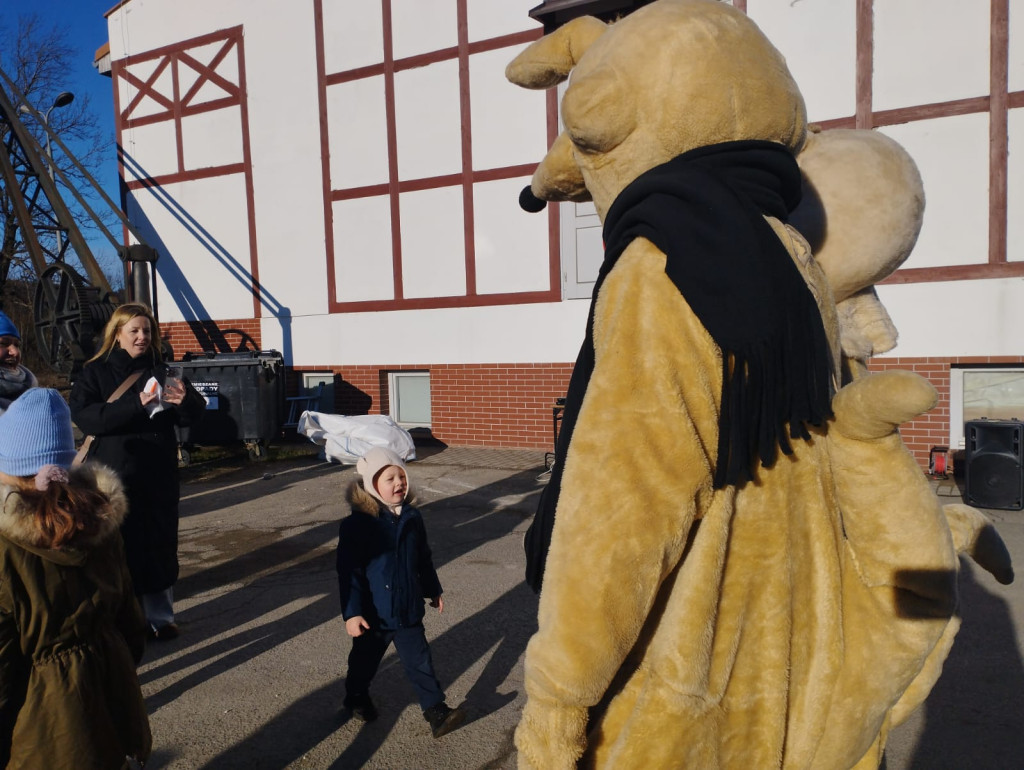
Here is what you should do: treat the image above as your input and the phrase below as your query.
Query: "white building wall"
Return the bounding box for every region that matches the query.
[110,0,332,329]
[746,0,1022,360]
[108,0,586,368]
[282,300,591,366]
[125,177,256,320]
[872,0,990,111]
[879,279,1024,358]
[746,0,857,123]
[108,0,1022,366]
[1009,108,1024,264]
[880,116,990,272]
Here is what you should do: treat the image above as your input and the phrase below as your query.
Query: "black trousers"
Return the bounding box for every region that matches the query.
[345,623,445,711]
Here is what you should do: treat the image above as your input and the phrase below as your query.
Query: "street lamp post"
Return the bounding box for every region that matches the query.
[19,91,75,252]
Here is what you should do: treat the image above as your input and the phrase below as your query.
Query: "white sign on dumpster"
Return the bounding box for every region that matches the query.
[192,381,219,409]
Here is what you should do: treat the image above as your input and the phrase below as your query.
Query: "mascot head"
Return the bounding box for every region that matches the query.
[507,0,807,219]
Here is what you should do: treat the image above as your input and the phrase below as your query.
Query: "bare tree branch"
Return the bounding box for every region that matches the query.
[0,12,121,299]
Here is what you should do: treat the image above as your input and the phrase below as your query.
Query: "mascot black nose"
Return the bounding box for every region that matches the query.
[519,185,547,213]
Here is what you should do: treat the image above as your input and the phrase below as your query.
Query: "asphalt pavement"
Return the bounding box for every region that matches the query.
[136,445,1024,769]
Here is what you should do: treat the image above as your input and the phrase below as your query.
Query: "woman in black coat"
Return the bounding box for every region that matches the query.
[69,303,205,640]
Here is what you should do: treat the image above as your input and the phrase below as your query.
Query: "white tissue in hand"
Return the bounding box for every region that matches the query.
[143,376,167,418]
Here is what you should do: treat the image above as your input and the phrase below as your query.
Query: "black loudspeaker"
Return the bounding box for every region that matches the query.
[965,420,1024,510]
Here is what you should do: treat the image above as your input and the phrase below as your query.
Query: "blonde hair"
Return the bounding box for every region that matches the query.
[88,303,163,363]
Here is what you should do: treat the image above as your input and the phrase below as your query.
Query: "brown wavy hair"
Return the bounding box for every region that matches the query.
[10,475,111,549]
[88,302,163,363]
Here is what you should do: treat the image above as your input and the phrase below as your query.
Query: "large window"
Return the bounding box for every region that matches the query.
[950,366,1024,448]
[315,0,558,313]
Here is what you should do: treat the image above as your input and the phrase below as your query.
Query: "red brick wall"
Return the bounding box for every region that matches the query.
[868,355,1024,470]
[167,336,1023,466]
[290,363,574,450]
[161,319,263,359]
[430,364,573,448]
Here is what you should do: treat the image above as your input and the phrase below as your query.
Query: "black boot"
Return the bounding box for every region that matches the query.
[423,702,465,739]
[343,694,378,722]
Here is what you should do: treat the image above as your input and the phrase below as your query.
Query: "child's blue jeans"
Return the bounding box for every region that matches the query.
[345,623,445,711]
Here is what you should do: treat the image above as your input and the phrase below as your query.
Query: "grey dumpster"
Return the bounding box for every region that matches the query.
[175,350,285,461]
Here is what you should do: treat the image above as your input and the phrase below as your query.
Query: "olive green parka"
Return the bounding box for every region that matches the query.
[0,463,152,769]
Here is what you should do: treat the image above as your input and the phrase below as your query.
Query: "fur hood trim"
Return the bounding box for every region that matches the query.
[0,462,128,549]
[345,479,416,517]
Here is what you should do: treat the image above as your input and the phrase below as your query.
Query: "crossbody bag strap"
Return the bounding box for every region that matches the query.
[72,370,146,468]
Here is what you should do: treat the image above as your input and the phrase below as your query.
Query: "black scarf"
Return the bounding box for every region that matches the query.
[107,346,159,378]
[524,140,834,592]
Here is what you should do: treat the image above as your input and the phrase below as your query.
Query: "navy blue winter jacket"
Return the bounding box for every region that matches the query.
[336,481,443,630]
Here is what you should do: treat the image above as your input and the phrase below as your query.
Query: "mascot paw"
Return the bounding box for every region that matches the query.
[943,503,1015,585]
[514,697,589,770]
[832,370,937,441]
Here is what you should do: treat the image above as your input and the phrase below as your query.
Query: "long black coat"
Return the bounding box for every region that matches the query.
[69,347,206,594]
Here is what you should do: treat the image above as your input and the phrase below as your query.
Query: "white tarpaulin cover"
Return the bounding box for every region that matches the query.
[297,411,416,464]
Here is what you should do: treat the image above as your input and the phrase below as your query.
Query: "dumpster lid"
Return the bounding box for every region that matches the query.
[181,349,282,362]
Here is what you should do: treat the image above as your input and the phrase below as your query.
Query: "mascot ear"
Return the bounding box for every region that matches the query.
[506,15,608,89]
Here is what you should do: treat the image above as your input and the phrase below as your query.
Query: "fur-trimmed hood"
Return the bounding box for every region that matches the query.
[345,479,417,517]
[0,462,128,551]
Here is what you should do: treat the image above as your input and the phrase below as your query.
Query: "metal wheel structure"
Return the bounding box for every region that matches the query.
[33,263,114,374]
[0,66,160,377]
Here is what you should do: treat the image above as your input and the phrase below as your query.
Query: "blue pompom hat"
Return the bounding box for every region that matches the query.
[0,388,77,476]
[0,310,19,340]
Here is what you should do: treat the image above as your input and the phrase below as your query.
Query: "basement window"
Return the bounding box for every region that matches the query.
[389,372,431,428]
[301,372,333,412]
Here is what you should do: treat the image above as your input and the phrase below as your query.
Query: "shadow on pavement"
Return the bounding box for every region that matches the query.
[324,581,535,770]
[177,455,343,518]
[899,561,1024,768]
[143,461,542,768]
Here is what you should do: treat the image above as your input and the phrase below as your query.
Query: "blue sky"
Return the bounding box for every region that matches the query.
[1,1,120,261]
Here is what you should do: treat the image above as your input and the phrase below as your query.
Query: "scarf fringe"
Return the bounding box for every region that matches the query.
[713,278,833,489]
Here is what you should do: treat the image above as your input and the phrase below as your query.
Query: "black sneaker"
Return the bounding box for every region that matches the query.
[423,702,465,739]
[343,695,378,722]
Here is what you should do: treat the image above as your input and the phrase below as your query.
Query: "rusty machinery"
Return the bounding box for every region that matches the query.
[0,66,161,377]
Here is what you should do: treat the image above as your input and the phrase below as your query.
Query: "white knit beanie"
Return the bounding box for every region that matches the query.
[0,388,77,476]
[356,447,407,503]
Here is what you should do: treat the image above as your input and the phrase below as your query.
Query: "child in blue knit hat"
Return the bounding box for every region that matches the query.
[0,388,152,768]
[0,310,38,416]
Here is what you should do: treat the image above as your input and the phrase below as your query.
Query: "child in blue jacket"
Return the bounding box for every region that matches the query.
[336,447,465,738]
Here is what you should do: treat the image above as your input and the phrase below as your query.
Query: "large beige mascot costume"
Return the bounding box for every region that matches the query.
[507,2,1013,768]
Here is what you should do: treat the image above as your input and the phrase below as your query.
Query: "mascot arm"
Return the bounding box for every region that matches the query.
[516,242,720,769]
[813,371,968,764]
[818,377,1015,766]
[830,372,958,598]
[885,503,1013,728]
